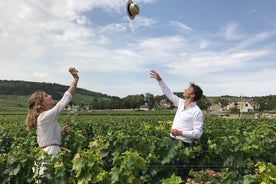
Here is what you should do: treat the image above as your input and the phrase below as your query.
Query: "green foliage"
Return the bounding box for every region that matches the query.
[255,162,276,184]
[122,94,145,109]
[255,95,276,111]
[110,151,146,184]
[0,113,275,183]
[72,146,108,184]
[161,173,182,184]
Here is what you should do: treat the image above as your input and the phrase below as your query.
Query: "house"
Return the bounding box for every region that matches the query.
[223,99,259,113]
[224,102,237,111]
[208,103,223,114]
[140,104,149,111]
[239,101,258,112]
[153,99,172,110]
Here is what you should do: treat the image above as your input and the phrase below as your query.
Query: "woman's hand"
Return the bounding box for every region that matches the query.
[69,67,79,80]
[61,124,69,136]
[67,67,79,95]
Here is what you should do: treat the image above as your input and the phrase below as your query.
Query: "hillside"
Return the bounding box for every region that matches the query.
[0,80,110,97]
[0,80,113,111]
[1,80,276,112]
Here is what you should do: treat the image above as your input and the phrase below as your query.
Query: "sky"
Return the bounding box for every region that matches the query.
[0,0,276,98]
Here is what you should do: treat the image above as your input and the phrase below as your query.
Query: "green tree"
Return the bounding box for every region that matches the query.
[197,95,210,110]
[215,97,229,107]
[144,93,155,110]
[122,94,145,109]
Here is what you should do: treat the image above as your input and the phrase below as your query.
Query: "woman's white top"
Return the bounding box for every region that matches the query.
[36,91,72,155]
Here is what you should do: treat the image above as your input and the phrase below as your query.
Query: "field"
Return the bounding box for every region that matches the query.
[0,110,275,183]
[0,93,97,112]
[0,95,28,111]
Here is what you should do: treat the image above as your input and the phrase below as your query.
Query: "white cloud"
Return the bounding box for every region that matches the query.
[0,0,276,97]
[198,39,210,49]
[202,67,276,96]
[221,22,242,40]
[99,23,127,33]
[128,16,157,31]
[136,36,186,52]
[232,31,274,51]
[165,48,272,79]
[170,21,192,31]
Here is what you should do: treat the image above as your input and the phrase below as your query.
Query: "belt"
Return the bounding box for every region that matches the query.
[40,143,71,153]
[40,143,60,149]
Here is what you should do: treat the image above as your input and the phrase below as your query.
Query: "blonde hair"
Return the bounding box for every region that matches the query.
[26,90,45,131]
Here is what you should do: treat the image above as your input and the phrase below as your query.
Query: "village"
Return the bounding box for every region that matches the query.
[63,92,276,119]
[139,97,276,119]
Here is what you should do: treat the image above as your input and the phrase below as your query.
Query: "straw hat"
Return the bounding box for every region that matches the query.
[126,0,140,20]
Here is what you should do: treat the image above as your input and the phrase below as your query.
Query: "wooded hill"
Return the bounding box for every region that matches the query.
[1,80,276,112]
[0,80,110,99]
[0,80,112,111]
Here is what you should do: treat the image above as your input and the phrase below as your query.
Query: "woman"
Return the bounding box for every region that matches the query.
[26,67,79,155]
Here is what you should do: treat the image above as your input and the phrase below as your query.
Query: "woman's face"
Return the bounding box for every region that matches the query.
[42,92,53,110]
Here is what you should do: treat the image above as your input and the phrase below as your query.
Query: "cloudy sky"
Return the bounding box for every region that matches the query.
[0,0,276,98]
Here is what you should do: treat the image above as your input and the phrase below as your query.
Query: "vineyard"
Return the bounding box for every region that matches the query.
[0,111,275,184]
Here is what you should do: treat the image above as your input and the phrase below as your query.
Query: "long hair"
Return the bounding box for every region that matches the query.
[26,90,45,131]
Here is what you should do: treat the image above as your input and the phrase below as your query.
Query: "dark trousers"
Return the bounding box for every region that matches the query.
[168,137,191,179]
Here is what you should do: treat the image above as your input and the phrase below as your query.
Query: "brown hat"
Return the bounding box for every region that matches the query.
[126,0,140,20]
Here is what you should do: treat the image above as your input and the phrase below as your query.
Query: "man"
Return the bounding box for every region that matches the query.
[150,70,204,179]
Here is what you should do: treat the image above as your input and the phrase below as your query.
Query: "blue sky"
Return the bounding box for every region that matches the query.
[0,0,276,98]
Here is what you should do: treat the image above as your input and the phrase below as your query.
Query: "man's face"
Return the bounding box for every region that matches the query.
[183,86,194,100]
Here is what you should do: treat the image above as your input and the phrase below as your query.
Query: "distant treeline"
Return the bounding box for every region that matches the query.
[0,80,109,99]
[1,80,276,111]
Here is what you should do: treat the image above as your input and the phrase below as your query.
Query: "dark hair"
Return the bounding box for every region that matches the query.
[190,83,203,101]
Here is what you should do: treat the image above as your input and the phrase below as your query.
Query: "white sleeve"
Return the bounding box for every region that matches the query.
[39,91,72,123]
[158,80,180,107]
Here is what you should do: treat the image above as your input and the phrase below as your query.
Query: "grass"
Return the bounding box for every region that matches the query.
[0,93,99,112]
[0,95,28,111]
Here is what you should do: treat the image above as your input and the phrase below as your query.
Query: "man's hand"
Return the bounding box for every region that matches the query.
[170,129,183,136]
[150,70,162,81]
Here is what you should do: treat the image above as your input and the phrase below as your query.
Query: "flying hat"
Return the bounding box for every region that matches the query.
[126,0,140,20]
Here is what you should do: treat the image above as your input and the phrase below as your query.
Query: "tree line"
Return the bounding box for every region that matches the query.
[0,80,108,99]
[1,80,275,111]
